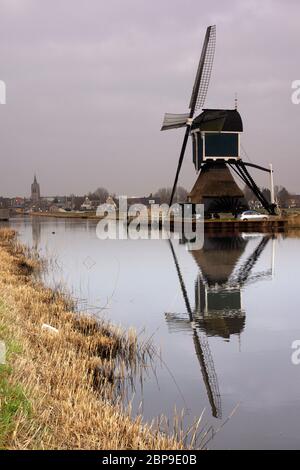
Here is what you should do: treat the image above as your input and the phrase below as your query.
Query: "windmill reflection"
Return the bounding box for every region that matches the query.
[166,234,275,419]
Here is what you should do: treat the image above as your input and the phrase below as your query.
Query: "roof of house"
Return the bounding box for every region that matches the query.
[192,109,243,132]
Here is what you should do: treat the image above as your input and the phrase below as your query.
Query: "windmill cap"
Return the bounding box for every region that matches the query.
[192,109,243,132]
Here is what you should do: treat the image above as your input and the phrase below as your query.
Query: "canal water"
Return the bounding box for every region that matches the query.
[5,216,300,449]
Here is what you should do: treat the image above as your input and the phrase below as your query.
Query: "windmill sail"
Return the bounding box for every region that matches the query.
[161,113,190,131]
[189,25,216,114]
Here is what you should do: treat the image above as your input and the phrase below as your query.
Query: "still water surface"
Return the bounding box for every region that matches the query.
[5,216,300,449]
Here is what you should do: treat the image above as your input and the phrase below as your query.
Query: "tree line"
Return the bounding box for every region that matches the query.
[243,185,291,208]
[66,183,293,209]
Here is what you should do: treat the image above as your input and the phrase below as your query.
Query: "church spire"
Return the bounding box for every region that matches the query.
[31,174,40,202]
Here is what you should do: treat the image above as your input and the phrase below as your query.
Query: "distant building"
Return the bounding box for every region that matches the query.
[13,197,25,208]
[80,196,92,211]
[49,205,60,213]
[248,199,262,210]
[0,197,12,208]
[31,175,41,202]
[288,195,300,208]
[120,195,161,207]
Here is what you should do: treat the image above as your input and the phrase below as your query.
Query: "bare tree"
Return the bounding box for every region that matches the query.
[73,196,85,210]
[243,185,254,203]
[88,187,109,203]
[244,185,271,205]
[154,186,188,204]
[277,187,290,208]
[261,187,271,204]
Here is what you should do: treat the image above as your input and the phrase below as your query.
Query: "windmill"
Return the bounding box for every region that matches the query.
[166,233,276,418]
[161,25,276,216]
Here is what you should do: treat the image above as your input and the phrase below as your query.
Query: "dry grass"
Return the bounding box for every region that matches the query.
[0,228,187,450]
[286,213,300,229]
[283,213,300,237]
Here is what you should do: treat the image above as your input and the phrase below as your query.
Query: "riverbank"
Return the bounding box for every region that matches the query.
[286,213,300,229]
[0,228,187,450]
[31,211,100,219]
[30,211,289,235]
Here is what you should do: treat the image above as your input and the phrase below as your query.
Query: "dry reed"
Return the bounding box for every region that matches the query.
[0,228,190,450]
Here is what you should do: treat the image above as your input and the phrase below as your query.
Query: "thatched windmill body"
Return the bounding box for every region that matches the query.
[161,26,276,216]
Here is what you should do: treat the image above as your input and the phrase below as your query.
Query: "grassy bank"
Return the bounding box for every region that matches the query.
[0,228,187,450]
[286,213,300,229]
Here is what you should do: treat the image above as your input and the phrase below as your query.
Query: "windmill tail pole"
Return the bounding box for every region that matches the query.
[169,126,191,206]
[269,163,275,205]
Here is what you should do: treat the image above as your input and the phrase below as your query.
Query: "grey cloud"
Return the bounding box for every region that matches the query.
[0,0,299,197]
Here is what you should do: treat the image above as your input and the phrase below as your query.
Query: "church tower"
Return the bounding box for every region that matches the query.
[31,174,40,202]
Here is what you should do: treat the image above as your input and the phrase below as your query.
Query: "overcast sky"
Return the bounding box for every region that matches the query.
[0,0,299,197]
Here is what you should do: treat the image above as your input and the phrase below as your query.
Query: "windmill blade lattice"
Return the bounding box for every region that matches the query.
[190,25,216,114]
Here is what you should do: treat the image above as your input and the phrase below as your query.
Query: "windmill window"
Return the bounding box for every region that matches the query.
[203,132,240,159]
